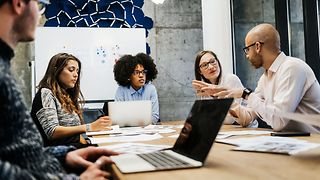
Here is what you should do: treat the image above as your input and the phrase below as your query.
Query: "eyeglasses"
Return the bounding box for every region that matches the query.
[132,70,148,76]
[199,59,218,70]
[243,42,264,54]
[32,0,50,14]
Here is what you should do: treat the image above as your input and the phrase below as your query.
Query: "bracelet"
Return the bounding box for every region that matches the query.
[85,124,91,132]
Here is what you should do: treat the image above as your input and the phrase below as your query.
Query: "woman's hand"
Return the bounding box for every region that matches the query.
[91,116,112,131]
[211,88,244,99]
[192,80,211,91]
[192,80,214,96]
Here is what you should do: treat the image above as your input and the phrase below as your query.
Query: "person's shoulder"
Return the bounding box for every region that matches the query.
[145,82,156,90]
[283,56,312,73]
[284,56,307,67]
[41,87,53,94]
[224,73,240,80]
[40,88,55,99]
[223,73,242,83]
[116,85,129,91]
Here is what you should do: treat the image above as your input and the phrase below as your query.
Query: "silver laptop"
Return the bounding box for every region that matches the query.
[110,98,234,173]
[108,100,152,127]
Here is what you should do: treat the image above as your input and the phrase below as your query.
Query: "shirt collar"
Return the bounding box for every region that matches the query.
[267,52,286,74]
[129,84,145,95]
[0,38,14,61]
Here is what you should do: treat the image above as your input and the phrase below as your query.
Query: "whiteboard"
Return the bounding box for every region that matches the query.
[34,27,146,103]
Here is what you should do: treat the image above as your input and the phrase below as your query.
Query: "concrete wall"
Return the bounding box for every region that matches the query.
[143,0,202,121]
[11,0,307,121]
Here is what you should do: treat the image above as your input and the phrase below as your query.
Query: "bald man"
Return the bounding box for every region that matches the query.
[199,23,320,133]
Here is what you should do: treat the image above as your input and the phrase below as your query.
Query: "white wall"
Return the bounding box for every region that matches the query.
[201,0,234,74]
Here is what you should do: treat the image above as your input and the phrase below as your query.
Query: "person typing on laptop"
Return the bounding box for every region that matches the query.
[31,53,112,148]
[113,53,160,124]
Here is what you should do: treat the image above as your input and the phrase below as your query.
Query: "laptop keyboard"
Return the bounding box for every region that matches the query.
[137,151,193,169]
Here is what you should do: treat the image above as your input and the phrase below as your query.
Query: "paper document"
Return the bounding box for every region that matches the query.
[86,124,177,136]
[86,125,121,136]
[280,112,320,127]
[217,136,320,155]
[89,133,163,144]
[234,141,320,155]
[216,136,308,146]
[219,130,272,136]
[99,143,171,154]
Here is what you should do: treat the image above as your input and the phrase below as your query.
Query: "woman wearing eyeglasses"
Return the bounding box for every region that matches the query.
[31,53,112,148]
[113,53,160,124]
[192,50,254,126]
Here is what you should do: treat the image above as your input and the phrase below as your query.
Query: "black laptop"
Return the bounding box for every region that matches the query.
[110,98,233,173]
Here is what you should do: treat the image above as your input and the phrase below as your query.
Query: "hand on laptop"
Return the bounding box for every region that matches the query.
[91,116,112,131]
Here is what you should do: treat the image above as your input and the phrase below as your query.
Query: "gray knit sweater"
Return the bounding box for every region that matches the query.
[0,39,78,179]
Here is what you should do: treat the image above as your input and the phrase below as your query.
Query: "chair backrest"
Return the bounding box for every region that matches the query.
[102,99,115,116]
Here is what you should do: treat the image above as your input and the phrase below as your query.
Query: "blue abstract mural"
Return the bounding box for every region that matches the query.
[43,0,153,54]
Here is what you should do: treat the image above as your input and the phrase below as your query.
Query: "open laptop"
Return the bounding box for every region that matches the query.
[108,100,152,127]
[110,98,234,173]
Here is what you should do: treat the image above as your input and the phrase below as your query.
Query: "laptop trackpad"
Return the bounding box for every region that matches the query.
[111,154,156,173]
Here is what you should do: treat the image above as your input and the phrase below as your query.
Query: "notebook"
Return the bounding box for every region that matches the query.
[110,98,234,173]
[108,100,152,127]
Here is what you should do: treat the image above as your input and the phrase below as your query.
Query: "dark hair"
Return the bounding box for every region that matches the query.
[37,53,84,121]
[194,50,222,85]
[113,53,158,86]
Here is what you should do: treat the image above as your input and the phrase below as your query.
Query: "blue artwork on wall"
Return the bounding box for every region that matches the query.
[43,0,153,54]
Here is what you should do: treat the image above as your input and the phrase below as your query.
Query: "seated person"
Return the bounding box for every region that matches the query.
[198,24,320,133]
[113,53,160,124]
[192,50,255,126]
[31,53,112,147]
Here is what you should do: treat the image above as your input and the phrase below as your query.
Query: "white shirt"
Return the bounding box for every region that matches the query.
[219,73,244,124]
[220,73,243,89]
[247,52,320,133]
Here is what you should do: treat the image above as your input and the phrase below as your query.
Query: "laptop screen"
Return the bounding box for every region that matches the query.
[172,98,233,162]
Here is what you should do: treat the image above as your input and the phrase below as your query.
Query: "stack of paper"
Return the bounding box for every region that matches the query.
[217,136,320,155]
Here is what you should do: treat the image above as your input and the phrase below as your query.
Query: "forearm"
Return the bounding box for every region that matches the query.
[51,125,86,139]
[0,160,78,180]
[247,93,289,131]
[229,102,257,127]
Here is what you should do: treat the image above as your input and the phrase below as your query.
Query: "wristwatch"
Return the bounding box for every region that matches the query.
[241,88,253,99]
[86,124,91,132]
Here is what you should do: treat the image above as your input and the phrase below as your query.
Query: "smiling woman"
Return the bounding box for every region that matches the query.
[192,50,244,125]
[31,53,112,148]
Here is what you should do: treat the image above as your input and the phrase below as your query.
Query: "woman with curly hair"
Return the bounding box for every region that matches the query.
[113,53,160,124]
[31,53,112,147]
